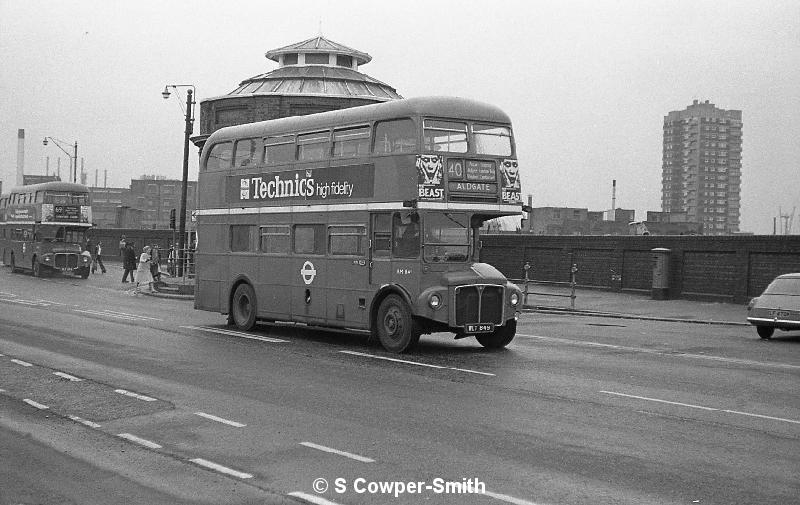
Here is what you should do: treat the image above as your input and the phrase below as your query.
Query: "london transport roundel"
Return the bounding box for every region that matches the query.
[300,261,317,285]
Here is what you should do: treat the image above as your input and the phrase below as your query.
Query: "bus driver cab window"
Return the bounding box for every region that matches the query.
[393,212,419,258]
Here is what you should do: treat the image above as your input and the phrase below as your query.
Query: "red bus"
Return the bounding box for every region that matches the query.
[0,181,92,278]
[194,96,523,352]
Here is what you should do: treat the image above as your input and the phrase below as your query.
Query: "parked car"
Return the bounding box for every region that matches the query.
[747,273,800,339]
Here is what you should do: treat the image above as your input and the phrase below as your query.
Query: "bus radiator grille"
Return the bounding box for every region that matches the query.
[54,254,79,269]
[455,286,504,326]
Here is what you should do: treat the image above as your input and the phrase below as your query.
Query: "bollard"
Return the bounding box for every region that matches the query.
[570,263,578,310]
[523,262,531,306]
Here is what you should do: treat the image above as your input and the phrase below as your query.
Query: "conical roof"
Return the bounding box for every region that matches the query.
[222,35,401,102]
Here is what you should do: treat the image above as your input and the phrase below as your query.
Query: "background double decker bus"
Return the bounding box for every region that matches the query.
[195,96,523,352]
[0,181,92,278]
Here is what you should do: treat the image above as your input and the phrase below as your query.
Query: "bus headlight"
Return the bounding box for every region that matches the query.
[510,292,520,307]
[81,255,90,263]
[428,294,442,309]
[42,255,53,263]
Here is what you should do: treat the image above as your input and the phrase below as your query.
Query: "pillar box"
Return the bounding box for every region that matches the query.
[651,248,671,300]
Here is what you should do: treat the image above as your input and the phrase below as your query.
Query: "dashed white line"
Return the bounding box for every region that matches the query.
[189,458,253,479]
[75,309,163,321]
[181,325,288,343]
[483,490,547,505]
[117,433,162,449]
[287,492,344,505]
[300,441,375,463]
[600,391,800,425]
[10,359,33,367]
[53,372,83,381]
[114,389,158,402]
[519,333,800,370]
[68,415,101,428]
[339,350,495,376]
[23,399,49,410]
[194,411,246,428]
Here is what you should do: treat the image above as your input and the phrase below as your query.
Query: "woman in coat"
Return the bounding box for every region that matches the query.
[135,246,154,294]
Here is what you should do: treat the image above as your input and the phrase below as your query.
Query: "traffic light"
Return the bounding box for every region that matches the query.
[169,208,176,229]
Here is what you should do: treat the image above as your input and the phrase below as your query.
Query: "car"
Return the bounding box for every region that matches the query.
[747,272,800,339]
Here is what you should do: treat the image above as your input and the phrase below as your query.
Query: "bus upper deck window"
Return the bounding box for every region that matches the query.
[234,138,263,168]
[374,119,417,154]
[297,131,330,162]
[333,126,370,158]
[264,135,295,164]
[205,142,233,171]
[473,124,512,156]
[423,120,468,153]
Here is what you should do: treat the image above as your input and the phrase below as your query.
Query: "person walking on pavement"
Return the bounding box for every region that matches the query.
[93,241,107,274]
[149,245,161,282]
[135,246,154,294]
[122,242,137,283]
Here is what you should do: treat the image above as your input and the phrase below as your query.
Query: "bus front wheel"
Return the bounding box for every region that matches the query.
[9,254,18,274]
[231,283,257,331]
[375,294,421,353]
[476,319,517,349]
[33,260,42,278]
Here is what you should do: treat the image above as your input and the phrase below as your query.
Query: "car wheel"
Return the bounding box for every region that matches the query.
[756,326,774,339]
[476,319,517,349]
[375,294,421,353]
[231,283,257,331]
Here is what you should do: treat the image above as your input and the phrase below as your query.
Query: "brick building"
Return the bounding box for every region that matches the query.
[128,176,196,230]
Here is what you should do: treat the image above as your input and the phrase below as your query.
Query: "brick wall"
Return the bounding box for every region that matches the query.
[480,234,800,303]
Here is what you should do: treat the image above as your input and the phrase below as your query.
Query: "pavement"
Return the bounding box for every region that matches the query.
[82,262,749,326]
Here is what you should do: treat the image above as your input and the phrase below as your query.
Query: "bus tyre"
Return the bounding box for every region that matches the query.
[10,254,18,274]
[231,283,257,331]
[476,319,517,349]
[756,326,774,339]
[79,268,90,279]
[33,260,42,278]
[376,294,421,353]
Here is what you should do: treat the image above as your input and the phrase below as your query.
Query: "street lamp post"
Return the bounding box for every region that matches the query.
[161,84,195,277]
[42,137,78,183]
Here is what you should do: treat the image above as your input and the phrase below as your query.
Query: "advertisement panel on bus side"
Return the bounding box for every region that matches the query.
[228,164,375,204]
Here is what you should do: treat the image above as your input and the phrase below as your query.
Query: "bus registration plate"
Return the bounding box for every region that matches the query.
[465,323,494,334]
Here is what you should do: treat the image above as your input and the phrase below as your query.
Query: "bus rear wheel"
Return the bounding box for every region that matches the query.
[231,283,257,331]
[376,294,421,353]
[476,319,516,349]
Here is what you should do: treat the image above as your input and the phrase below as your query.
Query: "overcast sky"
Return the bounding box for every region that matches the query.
[1,0,798,233]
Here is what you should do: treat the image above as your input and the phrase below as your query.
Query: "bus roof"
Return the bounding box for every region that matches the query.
[205,96,512,146]
[2,181,89,196]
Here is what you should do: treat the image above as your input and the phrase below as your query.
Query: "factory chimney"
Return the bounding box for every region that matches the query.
[16,129,25,186]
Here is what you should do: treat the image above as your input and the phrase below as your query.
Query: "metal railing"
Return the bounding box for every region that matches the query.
[512,262,578,310]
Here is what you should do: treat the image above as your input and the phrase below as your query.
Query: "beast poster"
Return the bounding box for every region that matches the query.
[229,164,375,203]
[500,159,521,203]
[416,154,444,200]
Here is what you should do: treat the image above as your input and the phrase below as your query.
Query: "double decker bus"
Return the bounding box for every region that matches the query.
[195,96,523,352]
[0,181,92,278]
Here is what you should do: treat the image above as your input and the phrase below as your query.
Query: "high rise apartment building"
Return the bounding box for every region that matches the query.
[662,100,742,235]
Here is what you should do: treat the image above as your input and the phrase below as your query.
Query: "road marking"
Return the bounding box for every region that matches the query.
[68,415,101,428]
[600,391,800,425]
[53,372,83,381]
[0,291,17,297]
[10,359,33,367]
[300,441,375,463]
[181,325,288,343]
[114,389,158,402]
[519,333,800,370]
[339,350,495,376]
[117,433,162,449]
[483,490,547,505]
[287,492,344,505]
[194,411,246,428]
[23,399,49,410]
[75,309,163,321]
[189,458,253,479]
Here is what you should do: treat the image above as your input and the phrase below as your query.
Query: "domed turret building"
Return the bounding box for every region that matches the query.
[196,36,403,148]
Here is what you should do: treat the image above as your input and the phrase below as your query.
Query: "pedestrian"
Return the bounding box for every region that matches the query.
[119,235,127,257]
[122,242,137,283]
[149,245,161,282]
[167,245,176,276]
[135,246,154,294]
[93,241,107,274]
